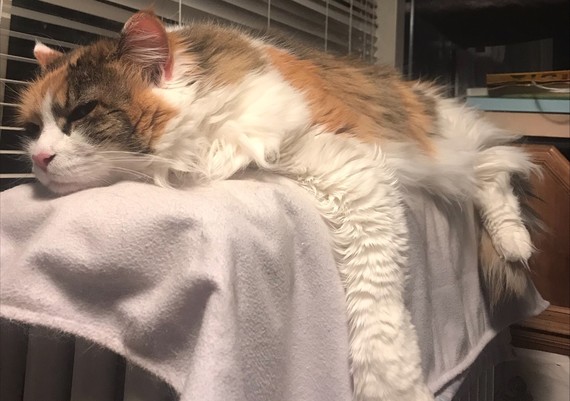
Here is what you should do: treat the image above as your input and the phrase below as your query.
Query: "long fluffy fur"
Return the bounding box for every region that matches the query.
[20,11,540,401]
[274,131,432,401]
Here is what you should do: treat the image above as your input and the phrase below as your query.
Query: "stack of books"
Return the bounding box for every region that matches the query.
[465,70,570,139]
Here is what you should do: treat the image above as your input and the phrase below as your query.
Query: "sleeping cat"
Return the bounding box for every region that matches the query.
[19,10,537,401]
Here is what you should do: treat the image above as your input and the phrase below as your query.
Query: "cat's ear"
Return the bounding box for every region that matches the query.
[118,10,173,84]
[34,42,63,69]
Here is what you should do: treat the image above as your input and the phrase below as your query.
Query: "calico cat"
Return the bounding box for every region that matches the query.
[18,10,537,401]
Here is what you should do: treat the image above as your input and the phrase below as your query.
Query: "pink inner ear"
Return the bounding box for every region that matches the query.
[121,11,173,81]
[34,42,63,68]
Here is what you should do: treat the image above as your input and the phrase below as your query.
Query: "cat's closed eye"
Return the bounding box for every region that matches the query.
[23,122,41,139]
[68,100,98,123]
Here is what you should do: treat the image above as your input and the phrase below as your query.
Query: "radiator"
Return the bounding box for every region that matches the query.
[0,322,176,401]
[1,320,508,401]
[445,366,495,401]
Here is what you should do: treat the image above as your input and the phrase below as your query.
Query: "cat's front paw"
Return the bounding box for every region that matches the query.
[492,224,532,262]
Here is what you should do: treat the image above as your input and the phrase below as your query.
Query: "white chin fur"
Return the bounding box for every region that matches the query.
[35,173,99,194]
[33,164,113,195]
[43,180,94,195]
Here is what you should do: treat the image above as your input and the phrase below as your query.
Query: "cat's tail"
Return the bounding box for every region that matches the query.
[475,150,543,306]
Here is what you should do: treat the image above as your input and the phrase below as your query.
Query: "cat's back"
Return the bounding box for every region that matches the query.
[170,22,437,151]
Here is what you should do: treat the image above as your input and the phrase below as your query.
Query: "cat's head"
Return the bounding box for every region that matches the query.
[19,11,178,194]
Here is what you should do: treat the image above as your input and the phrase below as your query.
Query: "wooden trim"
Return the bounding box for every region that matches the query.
[511,305,570,356]
[510,144,570,355]
[523,144,570,190]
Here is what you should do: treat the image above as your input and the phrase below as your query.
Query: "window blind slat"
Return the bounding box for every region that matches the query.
[0,53,36,64]
[0,150,26,154]
[0,77,28,85]
[0,173,35,178]
[0,28,77,49]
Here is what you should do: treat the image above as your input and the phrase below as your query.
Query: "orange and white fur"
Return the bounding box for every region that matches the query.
[20,11,537,401]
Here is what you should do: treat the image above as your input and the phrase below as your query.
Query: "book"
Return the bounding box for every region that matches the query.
[486,70,570,87]
[488,86,570,99]
[484,70,570,99]
[465,96,570,114]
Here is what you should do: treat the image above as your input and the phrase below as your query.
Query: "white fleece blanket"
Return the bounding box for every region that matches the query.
[0,178,548,400]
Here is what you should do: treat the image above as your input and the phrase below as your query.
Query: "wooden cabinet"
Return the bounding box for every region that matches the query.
[526,145,570,308]
[511,144,570,355]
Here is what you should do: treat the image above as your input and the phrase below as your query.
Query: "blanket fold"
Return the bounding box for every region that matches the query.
[0,180,548,401]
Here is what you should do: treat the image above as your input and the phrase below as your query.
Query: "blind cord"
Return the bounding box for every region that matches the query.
[267,0,271,29]
[324,0,329,52]
[348,0,354,54]
[178,0,182,25]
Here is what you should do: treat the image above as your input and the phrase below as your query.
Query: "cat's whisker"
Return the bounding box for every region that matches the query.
[98,176,116,188]
[2,176,34,189]
[108,166,152,177]
[108,166,153,181]
[106,158,155,163]
[98,150,171,159]
[99,151,178,166]
[97,150,144,155]
[2,154,31,162]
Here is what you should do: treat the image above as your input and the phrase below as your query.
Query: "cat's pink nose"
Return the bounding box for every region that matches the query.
[32,152,55,171]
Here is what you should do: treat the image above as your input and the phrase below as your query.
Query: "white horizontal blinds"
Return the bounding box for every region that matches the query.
[0,0,377,191]
[49,0,378,56]
[1,0,33,190]
[267,0,377,57]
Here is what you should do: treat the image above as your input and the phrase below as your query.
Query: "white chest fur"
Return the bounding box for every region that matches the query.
[152,67,311,183]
